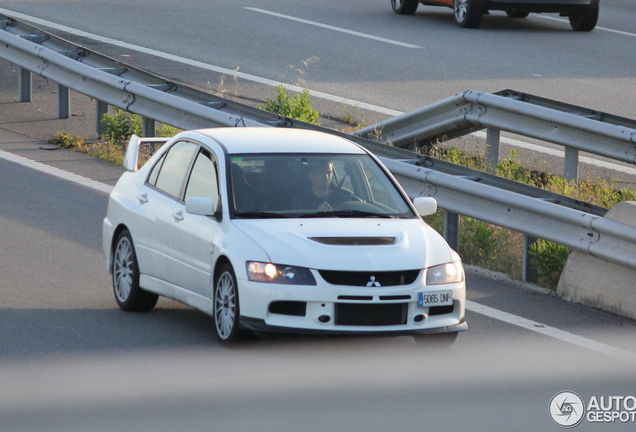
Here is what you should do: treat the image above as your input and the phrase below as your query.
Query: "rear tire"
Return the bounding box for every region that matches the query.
[391,0,419,15]
[569,2,598,31]
[454,0,483,28]
[414,332,459,347]
[112,230,158,312]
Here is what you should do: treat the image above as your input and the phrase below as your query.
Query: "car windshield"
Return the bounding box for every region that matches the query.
[228,153,416,219]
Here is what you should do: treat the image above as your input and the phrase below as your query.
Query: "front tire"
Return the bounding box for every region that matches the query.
[569,2,599,32]
[454,0,483,28]
[112,230,158,312]
[391,0,419,15]
[213,263,243,345]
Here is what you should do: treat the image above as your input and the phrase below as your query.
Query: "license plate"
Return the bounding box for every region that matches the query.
[418,291,453,307]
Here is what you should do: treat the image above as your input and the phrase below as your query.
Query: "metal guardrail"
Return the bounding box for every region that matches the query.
[381,159,636,271]
[355,89,636,182]
[1,14,635,276]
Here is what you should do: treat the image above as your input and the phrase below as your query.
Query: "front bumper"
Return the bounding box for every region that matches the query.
[237,273,466,335]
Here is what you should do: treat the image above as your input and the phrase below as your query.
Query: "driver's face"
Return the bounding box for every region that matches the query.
[309,164,333,193]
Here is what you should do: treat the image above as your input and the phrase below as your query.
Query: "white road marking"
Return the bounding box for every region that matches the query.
[0,150,114,194]
[466,300,636,363]
[0,7,402,117]
[0,146,634,362]
[536,15,636,38]
[243,7,423,49]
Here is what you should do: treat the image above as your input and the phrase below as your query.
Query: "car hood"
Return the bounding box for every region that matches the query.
[231,218,452,271]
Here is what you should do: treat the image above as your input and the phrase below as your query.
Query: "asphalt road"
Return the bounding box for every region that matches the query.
[2,117,636,431]
[1,1,636,430]
[1,0,635,119]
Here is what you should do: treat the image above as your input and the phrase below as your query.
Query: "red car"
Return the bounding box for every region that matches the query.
[390,0,599,30]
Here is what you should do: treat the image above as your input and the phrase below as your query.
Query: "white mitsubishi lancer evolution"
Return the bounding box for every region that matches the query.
[103,128,467,346]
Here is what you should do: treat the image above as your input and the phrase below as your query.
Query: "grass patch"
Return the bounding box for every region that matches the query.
[49,108,180,167]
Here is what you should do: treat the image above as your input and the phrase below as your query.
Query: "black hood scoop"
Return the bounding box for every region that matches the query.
[309,237,396,246]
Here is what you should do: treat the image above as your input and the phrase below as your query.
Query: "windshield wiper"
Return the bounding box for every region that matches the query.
[233,212,288,219]
[299,210,395,219]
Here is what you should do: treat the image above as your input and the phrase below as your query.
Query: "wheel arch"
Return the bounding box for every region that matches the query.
[213,255,234,282]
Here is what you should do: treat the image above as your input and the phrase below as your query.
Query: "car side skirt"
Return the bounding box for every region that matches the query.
[140,274,213,315]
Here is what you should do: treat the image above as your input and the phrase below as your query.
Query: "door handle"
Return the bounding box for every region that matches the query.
[173,210,184,222]
[137,193,148,204]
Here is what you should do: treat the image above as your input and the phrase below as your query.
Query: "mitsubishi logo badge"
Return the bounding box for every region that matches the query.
[366,276,381,287]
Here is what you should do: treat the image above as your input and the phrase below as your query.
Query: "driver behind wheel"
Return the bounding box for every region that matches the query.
[291,159,355,210]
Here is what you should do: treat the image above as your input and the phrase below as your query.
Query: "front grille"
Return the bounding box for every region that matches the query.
[335,303,407,326]
[318,270,420,287]
[338,295,373,301]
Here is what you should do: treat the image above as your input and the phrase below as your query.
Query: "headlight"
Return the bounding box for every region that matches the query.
[425,260,464,285]
[247,262,317,285]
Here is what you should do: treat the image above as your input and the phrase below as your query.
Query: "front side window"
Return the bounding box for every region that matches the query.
[185,149,220,211]
[228,153,415,219]
[151,141,198,198]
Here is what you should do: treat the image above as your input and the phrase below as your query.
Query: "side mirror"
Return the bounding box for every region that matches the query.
[185,197,215,216]
[413,197,437,216]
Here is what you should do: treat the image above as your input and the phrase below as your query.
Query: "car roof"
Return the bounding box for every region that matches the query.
[189,127,367,155]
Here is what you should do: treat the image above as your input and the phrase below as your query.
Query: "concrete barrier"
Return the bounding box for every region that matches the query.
[558,201,636,320]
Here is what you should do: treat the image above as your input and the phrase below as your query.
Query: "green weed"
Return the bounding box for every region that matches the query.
[48,132,85,149]
[529,240,572,288]
[261,85,320,125]
[99,108,142,149]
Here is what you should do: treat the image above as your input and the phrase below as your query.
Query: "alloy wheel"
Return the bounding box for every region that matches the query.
[113,237,133,302]
[215,271,237,340]
[455,0,468,23]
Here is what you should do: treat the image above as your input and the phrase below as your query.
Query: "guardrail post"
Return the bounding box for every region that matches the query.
[58,85,70,119]
[485,128,500,172]
[523,235,538,283]
[96,101,108,136]
[564,147,579,184]
[444,211,460,253]
[143,117,156,137]
[19,67,31,102]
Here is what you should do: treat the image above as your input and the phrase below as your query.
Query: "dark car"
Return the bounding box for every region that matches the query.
[390,0,600,30]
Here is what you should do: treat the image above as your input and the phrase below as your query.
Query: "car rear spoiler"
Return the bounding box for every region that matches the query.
[123,134,171,171]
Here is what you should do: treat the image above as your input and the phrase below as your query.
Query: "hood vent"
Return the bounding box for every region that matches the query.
[309,237,396,246]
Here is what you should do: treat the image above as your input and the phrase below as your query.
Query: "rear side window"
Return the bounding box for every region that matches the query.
[151,141,198,198]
